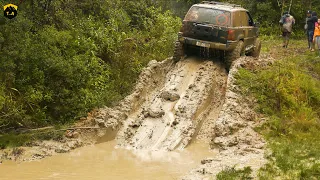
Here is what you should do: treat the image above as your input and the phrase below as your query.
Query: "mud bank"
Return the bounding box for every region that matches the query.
[182,55,275,180]
[116,58,227,150]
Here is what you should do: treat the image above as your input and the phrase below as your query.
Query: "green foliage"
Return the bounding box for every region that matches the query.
[0,129,64,148]
[259,132,320,179]
[0,0,181,132]
[235,39,320,179]
[216,166,253,180]
[236,58,320,136]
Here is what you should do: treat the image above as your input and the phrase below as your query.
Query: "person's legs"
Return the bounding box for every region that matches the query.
[308,30,315,51]
[282,32,288,47]
[306,31,311,49]
[307,31,311,49]
[285,32,291,47]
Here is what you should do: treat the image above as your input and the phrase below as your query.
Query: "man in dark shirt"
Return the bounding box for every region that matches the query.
[306,11,318,51]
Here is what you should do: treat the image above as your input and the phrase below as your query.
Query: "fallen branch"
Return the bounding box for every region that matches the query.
[17,126,55,133]
[28,126,54,132]
[3,126,104,134]
[56,127,102,131]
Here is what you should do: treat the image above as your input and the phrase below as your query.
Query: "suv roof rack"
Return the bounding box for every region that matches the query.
[201,1,242,8]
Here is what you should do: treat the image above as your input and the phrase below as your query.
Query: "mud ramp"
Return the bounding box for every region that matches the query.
[115,58,227,150]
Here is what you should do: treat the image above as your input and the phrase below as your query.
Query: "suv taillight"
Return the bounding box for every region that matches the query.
[227,30,235,41]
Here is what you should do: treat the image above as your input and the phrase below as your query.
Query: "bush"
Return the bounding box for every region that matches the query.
[236,59,320,136]
[0,0,181,131]
[235,39,320,179]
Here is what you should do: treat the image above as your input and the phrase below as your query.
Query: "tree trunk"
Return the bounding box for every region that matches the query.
[289,0,293,13]
[281,0,285,16]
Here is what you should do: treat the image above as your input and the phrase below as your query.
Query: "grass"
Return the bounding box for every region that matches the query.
[233,38,320,179]
[0,128,64,149]
[216,166,253,180]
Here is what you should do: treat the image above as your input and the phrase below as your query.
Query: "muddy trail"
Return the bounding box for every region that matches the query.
[92,56,271,179]
[114,57,227,150]
[1,55,273,179]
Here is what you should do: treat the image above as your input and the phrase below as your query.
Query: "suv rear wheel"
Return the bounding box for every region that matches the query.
[225,40,244,69]
[247,38,261,58]
[173,40,184,62]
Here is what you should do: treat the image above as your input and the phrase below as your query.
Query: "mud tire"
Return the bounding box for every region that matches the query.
[173,40,184,62]
[247,38,261,58]
[225,41,244,70]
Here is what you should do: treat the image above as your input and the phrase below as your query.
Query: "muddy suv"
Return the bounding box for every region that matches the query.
[174,1,261,68]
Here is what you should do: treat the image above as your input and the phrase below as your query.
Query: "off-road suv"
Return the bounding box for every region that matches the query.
[174,1,261,68]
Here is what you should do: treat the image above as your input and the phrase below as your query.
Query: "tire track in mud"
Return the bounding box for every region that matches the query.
[115,58,228,151]
[182,56,274,180]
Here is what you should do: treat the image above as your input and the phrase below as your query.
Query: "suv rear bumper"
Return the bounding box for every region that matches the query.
[178,36,237,51]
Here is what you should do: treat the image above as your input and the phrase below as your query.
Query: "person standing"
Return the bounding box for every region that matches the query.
[306,10,318,51]
[305,11,311,48]
[313,19,320,56]
[279,11,295,48]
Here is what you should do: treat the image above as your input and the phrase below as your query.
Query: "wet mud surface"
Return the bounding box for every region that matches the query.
[0,55,275,179]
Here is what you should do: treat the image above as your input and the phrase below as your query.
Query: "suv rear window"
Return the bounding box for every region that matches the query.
[184,6,231,26]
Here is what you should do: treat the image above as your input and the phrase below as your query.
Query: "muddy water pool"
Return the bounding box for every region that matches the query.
[0,140,216,180]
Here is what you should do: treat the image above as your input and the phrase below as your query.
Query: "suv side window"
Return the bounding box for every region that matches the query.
[246,12,254,26]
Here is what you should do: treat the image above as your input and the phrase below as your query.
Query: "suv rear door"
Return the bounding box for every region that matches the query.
[182,6,231,44]
[237,11,255,47]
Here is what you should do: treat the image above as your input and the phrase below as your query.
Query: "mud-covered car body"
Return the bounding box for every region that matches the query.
[179,1,258,51]
[174,1,261,67]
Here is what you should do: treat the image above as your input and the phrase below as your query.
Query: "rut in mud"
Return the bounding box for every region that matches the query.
[114,58,228,150]
[182,55,274,180]
[95,56,268,153]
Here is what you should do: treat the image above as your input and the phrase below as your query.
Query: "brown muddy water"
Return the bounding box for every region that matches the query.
[0,140,216,180]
